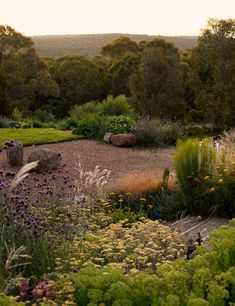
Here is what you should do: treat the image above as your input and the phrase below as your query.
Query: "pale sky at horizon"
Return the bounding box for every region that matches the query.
[0,0,234,37]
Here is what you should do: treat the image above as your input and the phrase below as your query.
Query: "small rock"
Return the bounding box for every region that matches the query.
[103,133,113,143]
[27,149,61,172]
[110,134,138,147]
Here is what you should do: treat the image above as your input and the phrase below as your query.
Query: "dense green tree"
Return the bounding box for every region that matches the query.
[0,67,10,115]
[2,47,58,114]
[101,36,139,59]
[107,53,141,96]
[28,69,60,111]
[52,55,106,108]
[0,25,33,63]
[129,39,185,119]
[192,18,235,126]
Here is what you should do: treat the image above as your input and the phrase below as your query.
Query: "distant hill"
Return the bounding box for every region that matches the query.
[31,34,198,58]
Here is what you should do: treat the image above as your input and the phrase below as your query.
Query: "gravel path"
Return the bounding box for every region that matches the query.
[0,140,175,187]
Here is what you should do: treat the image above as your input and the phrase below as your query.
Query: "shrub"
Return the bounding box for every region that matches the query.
[104,115,135,134]
[56,117,79,130]
[34,109,56,123]
[53,219,235,306]
[133,117,183,146]
[69,101,103,120]
[101,95,133,116]
[0,117,17,128]
[71,218,185,270]
[174,138,235,216]
[72,114,103,138]
[72,115,135,139]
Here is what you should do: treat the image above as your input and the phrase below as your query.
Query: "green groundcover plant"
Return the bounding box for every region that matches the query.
[27,219,234,306]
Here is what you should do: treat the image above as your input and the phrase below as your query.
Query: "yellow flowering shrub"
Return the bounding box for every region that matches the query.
[70,219,185,270]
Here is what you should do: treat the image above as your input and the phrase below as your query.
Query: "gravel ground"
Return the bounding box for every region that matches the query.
[0,139,176,186]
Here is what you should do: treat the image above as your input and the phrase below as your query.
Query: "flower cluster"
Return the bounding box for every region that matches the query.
[69,218,185,271]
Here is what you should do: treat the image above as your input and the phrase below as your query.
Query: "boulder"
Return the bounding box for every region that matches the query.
[103,133,113,143]
[27,149,61,172]
[6,140,24,166]
[110,134,138,147]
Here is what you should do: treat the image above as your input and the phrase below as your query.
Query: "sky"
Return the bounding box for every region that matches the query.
[0,0,234,36]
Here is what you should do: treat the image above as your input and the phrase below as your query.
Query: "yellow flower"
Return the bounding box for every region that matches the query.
[148,205,153,209]
[231,162,235,165]
[119,199,123,202]
[109,192,115,196]
[140,198,146,202]
[218,179,224,184]
[126,192,132,196]
[204,176,210,180]
[210,187,215,192]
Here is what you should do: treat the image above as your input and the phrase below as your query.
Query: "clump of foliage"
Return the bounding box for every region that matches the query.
[72,114,135,139]
[101,95,133,116]
[174,137,235,216]
[133,117,183,146]
[70,218,185,270]
[48,219,235,306]
[72,114,103,138]
[69,101,103,121]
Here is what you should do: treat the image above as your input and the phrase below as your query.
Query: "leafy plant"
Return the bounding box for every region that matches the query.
[104,115,135,134]
[133,117,183,146]
[101,95,133,116]
[174,137,235,216]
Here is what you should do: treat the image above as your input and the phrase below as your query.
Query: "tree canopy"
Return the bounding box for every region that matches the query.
[130,39,185,119]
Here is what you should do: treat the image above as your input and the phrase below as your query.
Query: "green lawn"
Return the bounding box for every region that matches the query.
[0,128,81,147]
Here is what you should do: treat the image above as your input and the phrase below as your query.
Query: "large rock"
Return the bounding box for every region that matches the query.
[6,140,24,166]
[27,149,61,172]
[110,134,138,147]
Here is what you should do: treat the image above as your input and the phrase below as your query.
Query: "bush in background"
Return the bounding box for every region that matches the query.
[72,114,103,138]
[101,95,133,116]
[133,117,183,146]
[104,115,135,134]
[72,115,135,139]
[69,101,103,121]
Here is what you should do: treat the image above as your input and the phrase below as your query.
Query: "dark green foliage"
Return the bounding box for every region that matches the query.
[130,39,186,119]
[72,114,103,138]
[52,55,106,107]
[69,101,103,120]
[107,54,141,96]
[147,190,186,220]
[101,36,139,59]
[191,19,235,126]
[72,114,135,139]
[0,68,10,116]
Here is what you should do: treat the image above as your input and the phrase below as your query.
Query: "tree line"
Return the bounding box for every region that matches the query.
[0,18,235,126]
